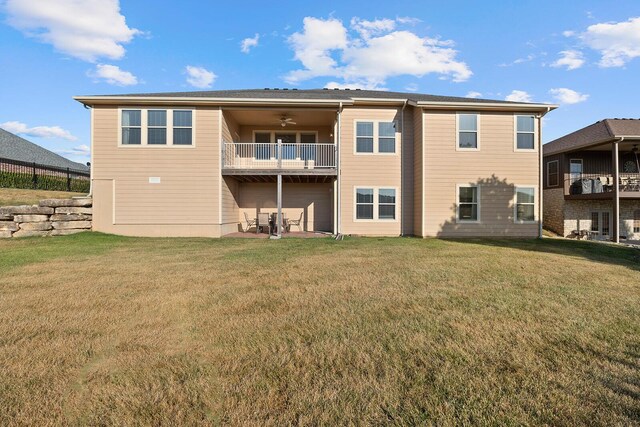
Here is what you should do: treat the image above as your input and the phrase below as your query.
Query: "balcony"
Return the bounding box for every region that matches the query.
[564,173,640,199]
[222,142,337,176]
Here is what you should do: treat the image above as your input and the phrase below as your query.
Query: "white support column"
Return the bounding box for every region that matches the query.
[277,173,283,239]
[613,141,620,243]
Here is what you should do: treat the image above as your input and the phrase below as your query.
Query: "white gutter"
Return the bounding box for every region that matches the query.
[74,96,354,107]
[537,107,551,238]
[413,100,558,110]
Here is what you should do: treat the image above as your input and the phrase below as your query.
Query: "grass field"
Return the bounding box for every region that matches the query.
[0,233,638,425]
[0,187,87,206]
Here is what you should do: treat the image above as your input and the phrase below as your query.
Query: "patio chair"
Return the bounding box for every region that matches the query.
[287,212,303,232]
[257,212,271,235]
[243,212,257,232]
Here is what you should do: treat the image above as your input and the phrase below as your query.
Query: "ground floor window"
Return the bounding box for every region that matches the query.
[634,210,640,233]
[355,187,396,221]
[457,185,479,222]
[515,187,536,222]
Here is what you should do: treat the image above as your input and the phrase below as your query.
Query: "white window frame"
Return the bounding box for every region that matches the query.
[147,109,167,145]
[118,107,195,147]
[546,160,559,187]
[569,158,583,183]
[456,113,480,151]
[514,114,537,152]
[455,184,480,223]
[353,120,399,155]
[251,130,319,161]
[513,186,538,224]
[353,186,399,222]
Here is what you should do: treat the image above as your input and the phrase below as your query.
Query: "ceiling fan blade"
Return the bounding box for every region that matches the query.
[288,121,297,125]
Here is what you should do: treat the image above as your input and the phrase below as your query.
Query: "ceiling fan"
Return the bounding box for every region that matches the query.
[277,114,297,127]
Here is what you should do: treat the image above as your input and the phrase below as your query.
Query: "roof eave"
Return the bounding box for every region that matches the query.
[73,96,354,107]
[543,134,640,156]
[414,100,558,112]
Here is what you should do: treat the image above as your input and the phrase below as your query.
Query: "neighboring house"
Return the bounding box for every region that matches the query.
[74,89,555,238]
[543,119,640,242]
[0,128,89,172]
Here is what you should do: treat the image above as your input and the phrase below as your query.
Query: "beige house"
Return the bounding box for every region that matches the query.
[543,119,640,243]
[74,89,555,238]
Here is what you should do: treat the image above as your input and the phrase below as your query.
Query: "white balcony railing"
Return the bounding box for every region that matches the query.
[223,142,336,170]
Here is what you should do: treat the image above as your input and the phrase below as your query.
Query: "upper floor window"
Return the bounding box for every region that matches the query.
[547,160,559,187]
[457,185,479,222]
[457,113,478,150]
[120,108,193,146]
[355,121,396,154]
[515,115,535,150]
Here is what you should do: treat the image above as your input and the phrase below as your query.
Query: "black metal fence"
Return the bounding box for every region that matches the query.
[0,157,90,193]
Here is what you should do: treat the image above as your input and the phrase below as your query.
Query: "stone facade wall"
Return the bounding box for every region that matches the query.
[564,199,640,240]
[0,197,92,238]
[543,188,565,235]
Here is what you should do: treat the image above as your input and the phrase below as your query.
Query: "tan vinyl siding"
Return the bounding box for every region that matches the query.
[423,110,540,237]
[339,107,403,236]
[237,182,333,232]
[92,105,221,236]
[413,107,424,236]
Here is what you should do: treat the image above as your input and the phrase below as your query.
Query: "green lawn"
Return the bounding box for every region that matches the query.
[0,234,638,425]
[0,187,87,206]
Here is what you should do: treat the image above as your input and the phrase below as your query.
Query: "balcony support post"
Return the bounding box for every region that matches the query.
[612,140,620,243]
[276,173,283,239]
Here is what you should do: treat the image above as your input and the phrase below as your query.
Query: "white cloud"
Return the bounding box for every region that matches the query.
[549,88,589,104]
[324,81,386,90]
[396,16,421,25]
[466,91,482,98]
[405,83,419,92]
[4,0,141,62]
[56,144,91,158]
[89,64,138,85]
[505,90,533,103]
[350,17,396,39]
[284,16,471,88]
[240,33,260,53]
[562,30,575,37]
[185,65,216,88]
[580,17,640,67]
[499,54,535,67]
[550,50,585,70]
[1,121,77,141]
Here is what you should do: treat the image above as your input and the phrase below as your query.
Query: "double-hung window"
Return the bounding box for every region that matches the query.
[355,188,396,220]
[356,188,374,219]
[120,108,193,146]
[147,110,167,145]
[516,115,535,150]
[457,185,479,222]
[355,121,396,153]
[121,110,142,145]
[515,187,536,222]
[457,114,478,149]
[173,110,193,145]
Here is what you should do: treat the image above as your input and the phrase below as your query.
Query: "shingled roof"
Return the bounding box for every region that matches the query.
[544,119,640,156]
[0,128,89,172]
[76,88,555,109]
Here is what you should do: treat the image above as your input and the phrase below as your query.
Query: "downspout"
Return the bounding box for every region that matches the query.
[537,107,551,238]
[86,104,94,197]
[400,99,408,236]
[337,102,343,235]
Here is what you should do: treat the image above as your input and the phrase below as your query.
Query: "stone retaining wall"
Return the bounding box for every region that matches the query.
[0,197,92,238]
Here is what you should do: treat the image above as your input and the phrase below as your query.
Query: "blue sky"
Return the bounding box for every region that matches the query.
[1,0,639,163]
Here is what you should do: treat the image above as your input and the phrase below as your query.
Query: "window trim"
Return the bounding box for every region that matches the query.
[353,186,399,222]
[514,114,537,152]
[117,107,195,147]
[633,210,640,234]
[456,112,480,151]
[546,160,559,187]
[569,158,583,183]
[456,184,481,223]
[353,120,399,155]
[513,185,538,224]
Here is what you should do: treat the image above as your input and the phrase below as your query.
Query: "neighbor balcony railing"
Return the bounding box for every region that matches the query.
[222,142,336,170]
[564,172,640,196]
